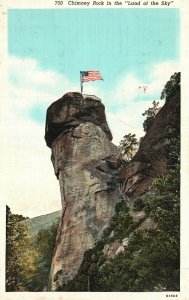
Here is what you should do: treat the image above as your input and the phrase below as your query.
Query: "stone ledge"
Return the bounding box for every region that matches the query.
[45,92,112,147]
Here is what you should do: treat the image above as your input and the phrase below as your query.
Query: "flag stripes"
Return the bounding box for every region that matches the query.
[80,71,103,82]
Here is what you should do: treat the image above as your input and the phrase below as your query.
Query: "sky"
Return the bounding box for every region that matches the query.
[1,8,180,218]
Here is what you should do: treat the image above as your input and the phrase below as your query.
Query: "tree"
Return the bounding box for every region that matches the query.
[6,207,37,291]
[119,133,139,161]
[62,131,180,291]
[161,72,180,100]
[60,74,180,292]
[30,221,59,291]
[142,100,161,132]
[6,206,59,291]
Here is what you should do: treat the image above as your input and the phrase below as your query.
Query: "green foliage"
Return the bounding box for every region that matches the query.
[30,221,59,291]
[36,222,58,266]
[60,202,132,291]
[133,197,146,211]
[142,72,180,133]
[24,210,61,236]
[6,74,180,292]
[61,126,180,292]
[107,201,134,240]
[142,100,161,132]
[119,133,139,161]
[161,72,180,100]
[6,207,59,291]
[6,207,38,291]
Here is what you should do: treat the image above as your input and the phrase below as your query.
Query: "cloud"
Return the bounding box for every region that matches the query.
[1,56,178,217]
[1,56,73,217]
[105,61,178,144]
[1,56,107,217]
[114,73,143,104]
[1,115,62,218]
[108,99,165,145]
[8,56,104,114]
[109,60,179,107]
[148,61,180,96]
[8,56,76,113]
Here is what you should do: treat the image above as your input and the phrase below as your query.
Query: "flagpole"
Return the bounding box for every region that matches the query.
[80,70,103,94]
[80,72,83,94]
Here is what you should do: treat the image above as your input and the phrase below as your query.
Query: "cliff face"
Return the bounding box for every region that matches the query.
[119,91,180,198]
[45,90,180,291]
[57,89,179,292]
[45,92,112,148]
[45,92,122,291]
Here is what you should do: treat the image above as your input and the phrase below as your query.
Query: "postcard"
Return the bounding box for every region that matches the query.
[0,0,188,299]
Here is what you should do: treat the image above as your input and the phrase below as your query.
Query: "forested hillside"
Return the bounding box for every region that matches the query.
[6,73,180,292]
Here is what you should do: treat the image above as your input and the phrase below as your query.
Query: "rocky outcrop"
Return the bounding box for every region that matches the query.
[45,93,112,148]
[45,90,180,291]
[45,92,122,291]
[119,90,180,198]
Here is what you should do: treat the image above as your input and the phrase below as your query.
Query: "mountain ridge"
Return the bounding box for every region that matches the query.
[23,210,61,236]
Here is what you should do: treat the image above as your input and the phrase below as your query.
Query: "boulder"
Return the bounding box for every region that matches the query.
[45,92,112,148]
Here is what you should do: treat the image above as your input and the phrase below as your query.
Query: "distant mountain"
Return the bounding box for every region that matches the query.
[23,210,62,236]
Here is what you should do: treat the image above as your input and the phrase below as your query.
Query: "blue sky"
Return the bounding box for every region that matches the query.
[9,9,179,92]
[4,8,180,217]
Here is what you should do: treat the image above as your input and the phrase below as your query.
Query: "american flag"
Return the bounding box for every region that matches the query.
[80,71,104,82]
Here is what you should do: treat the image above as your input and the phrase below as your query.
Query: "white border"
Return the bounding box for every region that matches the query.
[0,0,189,299]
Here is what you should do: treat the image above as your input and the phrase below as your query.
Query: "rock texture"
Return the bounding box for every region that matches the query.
[45,92,122,291]
[119,90,180,198]
[45,92,112,148]
[45,90,180,291]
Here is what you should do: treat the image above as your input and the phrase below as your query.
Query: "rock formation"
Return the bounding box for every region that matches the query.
[45,89,180,291]
[45,92,122,291]
[119,90,180,198]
